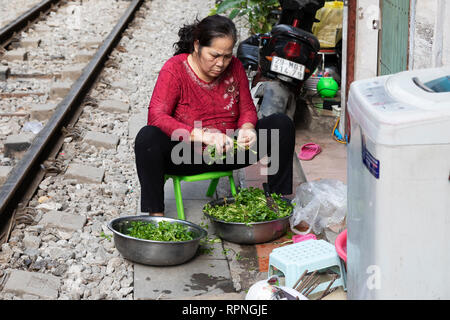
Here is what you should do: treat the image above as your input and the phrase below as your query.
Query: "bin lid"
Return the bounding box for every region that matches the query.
[347,66,450,146]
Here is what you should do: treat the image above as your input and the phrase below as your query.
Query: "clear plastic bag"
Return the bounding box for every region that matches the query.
[290,179,347,236]
[22,121,43,134]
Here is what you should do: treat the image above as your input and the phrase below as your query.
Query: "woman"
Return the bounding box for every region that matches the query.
[135,15,295,216]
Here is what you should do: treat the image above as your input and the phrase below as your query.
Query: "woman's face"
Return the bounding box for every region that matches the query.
[194,36,234,80]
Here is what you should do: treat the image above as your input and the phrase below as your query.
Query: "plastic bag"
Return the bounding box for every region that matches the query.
[312,1,344,48]
[245,276,308,300]
[290,179,347,236]
[22,121,43,134]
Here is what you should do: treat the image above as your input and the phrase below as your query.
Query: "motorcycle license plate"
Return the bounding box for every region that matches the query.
[270,56,305,80]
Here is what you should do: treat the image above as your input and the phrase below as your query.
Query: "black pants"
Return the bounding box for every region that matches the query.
[134,113,295,213]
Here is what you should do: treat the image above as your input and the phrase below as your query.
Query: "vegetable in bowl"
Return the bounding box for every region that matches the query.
[203,187,293,223]
[126,220,195,242]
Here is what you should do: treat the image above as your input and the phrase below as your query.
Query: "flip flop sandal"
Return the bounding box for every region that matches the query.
[298,143,321,161]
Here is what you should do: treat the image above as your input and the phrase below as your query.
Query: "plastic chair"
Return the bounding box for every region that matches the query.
[164,171,237,220]
[268,239,347,294]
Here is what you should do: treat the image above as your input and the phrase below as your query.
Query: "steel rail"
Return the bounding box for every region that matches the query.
[0,0,145,239]
[0,0,62,47]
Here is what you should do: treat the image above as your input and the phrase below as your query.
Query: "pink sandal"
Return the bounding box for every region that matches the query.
[298,143,321,161]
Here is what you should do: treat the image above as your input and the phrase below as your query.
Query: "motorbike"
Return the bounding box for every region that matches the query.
[237,0,325,121]
[236,0,326,184]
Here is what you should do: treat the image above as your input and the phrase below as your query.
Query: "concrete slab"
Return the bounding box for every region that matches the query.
[61,64,85,81]
[110,80,136,93]
[30,103,57,121]
[173,292,246,300]
[215,170,241,198]
[83,131,119,149]
[49,82,72,100]
[40,211,86,231]
[98,99,129,113]
[3,49,28,61]
[74,51,95,63]
[294,128,347,184]
[222,240,266,292]
[163,199,209,224]
[80,37,103,49]
[164,179,212,201]
[134,258,234,300]
[0,166,12,184]
[3,269,61,299]
[64,163,104,184]
[4,132,35,159]
[128,110,147,139]
[32,25,51,33]
[20,38,41,48]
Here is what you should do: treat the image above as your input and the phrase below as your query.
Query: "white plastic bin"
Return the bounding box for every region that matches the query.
[346,67,450,299]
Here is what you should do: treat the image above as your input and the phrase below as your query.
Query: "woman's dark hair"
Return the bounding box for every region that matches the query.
[173,15,237,56]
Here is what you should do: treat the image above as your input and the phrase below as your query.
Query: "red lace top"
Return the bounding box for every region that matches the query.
[147,53,258,141]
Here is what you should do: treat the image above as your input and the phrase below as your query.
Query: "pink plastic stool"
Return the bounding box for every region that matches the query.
[292,234,317,243]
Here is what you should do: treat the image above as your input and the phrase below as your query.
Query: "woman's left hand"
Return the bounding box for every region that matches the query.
[237,127,257,149]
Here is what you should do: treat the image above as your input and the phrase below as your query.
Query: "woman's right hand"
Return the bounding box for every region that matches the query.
[190,128,234,154]
[202,131,235,155]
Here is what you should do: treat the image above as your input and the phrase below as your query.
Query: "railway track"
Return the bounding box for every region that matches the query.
[0,0,62,48]
[0,0,142,243]
[0,0,148,300]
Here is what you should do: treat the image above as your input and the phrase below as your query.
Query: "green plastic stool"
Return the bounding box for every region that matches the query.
[164,171,237,220]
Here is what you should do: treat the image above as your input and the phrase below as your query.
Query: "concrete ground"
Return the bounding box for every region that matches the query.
[131,105,348,300]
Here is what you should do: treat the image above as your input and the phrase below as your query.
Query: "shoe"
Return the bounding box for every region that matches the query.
[298,143,321,161]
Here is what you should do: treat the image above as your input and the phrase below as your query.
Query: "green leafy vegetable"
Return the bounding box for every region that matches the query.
[204,187,293,223]
[100,231,112,241]
[126,220,195,242]
[206,139,257,165]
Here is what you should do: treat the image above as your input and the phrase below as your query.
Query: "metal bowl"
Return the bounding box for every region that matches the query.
[203,197,293,244]
[107,215,207,266]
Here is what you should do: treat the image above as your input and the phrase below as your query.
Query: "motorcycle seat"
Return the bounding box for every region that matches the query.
[237,43,259,70]
[271,24,320,51]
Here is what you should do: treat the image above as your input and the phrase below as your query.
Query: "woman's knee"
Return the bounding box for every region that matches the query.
[257,113,295,135]
[273,113,295,131]
[134,125,167,151]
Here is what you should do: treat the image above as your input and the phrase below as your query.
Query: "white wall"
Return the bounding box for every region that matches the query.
[440,1,450,66]
[412,0,437,69]
[353,0,380,81]
[408,0,449,69]
[353,0,450,81]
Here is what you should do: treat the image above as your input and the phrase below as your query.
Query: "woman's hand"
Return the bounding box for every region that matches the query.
[190,128,234,154]
[203,131,235,155]
[237,125,257,150]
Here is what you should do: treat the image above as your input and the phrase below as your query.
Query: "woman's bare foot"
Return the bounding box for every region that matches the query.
[149,212,164,217]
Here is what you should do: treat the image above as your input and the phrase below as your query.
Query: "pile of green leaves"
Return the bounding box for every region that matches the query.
[210,0,280,34]
[204,187,293,223]
[126,220,195,242]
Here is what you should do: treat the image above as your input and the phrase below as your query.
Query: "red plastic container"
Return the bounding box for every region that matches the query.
[335,229,347,263]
